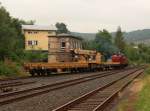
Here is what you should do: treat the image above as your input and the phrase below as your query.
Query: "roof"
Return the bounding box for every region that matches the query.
[49,33,83,40]
[57,33,74,37]
[22,25,57,31]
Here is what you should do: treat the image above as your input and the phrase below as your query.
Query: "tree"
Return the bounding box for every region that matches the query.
[0,3,45,76]
[94,29,118,59]
[0,6,17,60]
[55,22,69,34]
[95,29,112,43]
[20,20,35,25]
[0,4,33,61]
[114,26,126,52]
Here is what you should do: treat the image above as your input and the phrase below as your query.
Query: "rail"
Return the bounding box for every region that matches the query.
[52,68,144,111]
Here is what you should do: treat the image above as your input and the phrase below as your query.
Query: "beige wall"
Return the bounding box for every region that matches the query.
[24,30,56,51]
[48,36,83,63]
[48,37,60,52]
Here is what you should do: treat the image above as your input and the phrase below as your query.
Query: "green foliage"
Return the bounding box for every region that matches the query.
[82,40,98,50]
[83,29,118,60]
[124,45,139,61]
[0,61,23,76]
[124,43,150,64]
[0,25,17,60]
[136,84,150,111]
[95,29,112,43]
[145,67,150,75]
[135,67,150,111]
[77,27,150,64]
[23,51,48,62]
[94,29,118,58]
[83,27,150,64]
[0,4,36,62]
[55,22,69,34]
[0,4,41,77]
[114,26,126,52]
[0,5,25,61]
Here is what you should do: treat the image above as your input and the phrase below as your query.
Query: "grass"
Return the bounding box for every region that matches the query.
[135,66,150,111]
[116,65,150,111]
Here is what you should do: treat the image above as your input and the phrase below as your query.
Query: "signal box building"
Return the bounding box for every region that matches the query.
[48,33,83,63]
[22,25,57,51]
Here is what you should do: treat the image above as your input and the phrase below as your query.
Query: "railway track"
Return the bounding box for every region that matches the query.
[0,68,134,106]
[52,68,144,111]
[0,76,31,82]
[0,70,114,86]
[0,81,36,89]
[0,80,36,94]
[0,70,122,90]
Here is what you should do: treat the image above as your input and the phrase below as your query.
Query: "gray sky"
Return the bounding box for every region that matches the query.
[1,0,150,33]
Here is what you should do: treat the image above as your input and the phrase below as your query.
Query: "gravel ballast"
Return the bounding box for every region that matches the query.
[0,69,133,111]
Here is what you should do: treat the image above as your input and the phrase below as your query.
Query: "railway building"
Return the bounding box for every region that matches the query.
[48,33,83,63]
[22,25,57,51]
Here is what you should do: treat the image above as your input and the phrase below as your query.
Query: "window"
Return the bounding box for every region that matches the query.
[34,31,38,34]
[28,40,38,46]
[60,38,66,50]
[75,41,77,48]
[78,42,80,48]
[34,41,38,45]
[28,31,38,34]
[28,41,32,45]
[28,31,32,34]
[70,40,73,49]
[80,43,82,49]
[61,42,66,48]
[48,43,50,48]
[72,40,75,49]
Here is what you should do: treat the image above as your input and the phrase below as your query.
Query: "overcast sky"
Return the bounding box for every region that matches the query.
[1,0,150,33]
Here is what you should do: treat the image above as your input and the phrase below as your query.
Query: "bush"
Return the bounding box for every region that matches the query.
[0,50,48,77]
[0,61,24,77]
[145,66,150,75]
[23,51,48,62]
